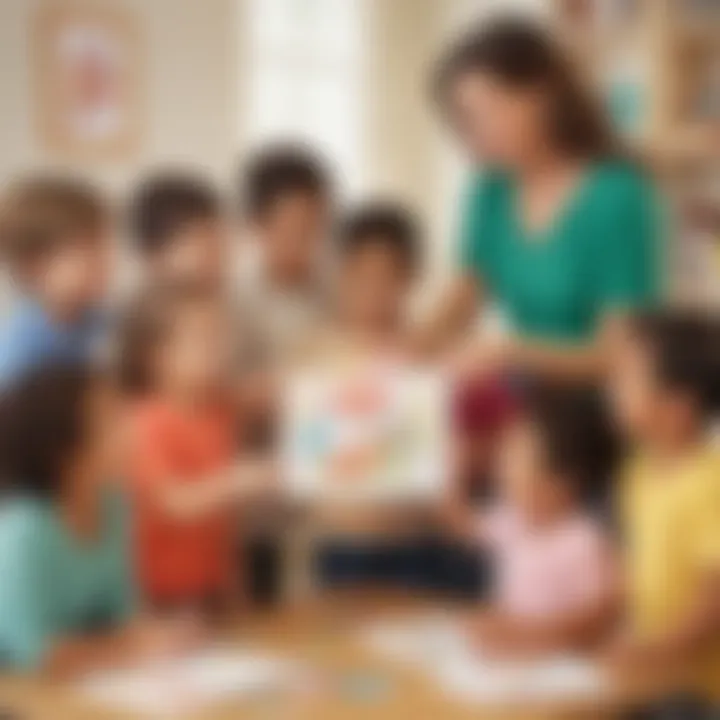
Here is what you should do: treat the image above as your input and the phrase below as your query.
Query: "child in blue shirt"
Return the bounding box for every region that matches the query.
[0,177,111,388]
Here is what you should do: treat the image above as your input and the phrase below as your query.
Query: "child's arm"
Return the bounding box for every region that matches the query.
[411,275,480,356]
[474,591,622,657]
[40,617,202,679]
[609,568,720,669]
[657,570,720,657]
[440,478,500,546]
[145,458,276,523]
[235,368,280,441]
[440,490,479,541]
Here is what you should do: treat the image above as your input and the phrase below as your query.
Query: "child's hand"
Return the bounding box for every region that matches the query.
[232,457,279,501]
[603,633,690,694]
[468,612,560,658]
[129,615,207,663]
[467,612,525,657]
[604,634,673,673]
[444,336,512,384]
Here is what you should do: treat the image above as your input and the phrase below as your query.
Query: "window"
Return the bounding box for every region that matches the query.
[242,0,365,192]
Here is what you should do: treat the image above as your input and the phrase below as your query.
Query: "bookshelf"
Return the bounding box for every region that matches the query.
[553,0,720,306]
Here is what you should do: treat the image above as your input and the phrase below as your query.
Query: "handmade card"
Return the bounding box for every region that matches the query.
[281,363,449,504]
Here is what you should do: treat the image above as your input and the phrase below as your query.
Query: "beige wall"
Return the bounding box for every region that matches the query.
[0,0,238,308]
[0,0,237,191]
[0,0,545,309]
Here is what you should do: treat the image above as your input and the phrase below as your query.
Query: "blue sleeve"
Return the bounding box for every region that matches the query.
[0,317,33,390]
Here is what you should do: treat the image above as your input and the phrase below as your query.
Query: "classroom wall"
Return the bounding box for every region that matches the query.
[0,0,237,189]
[0,0,238,310]
[0,0,545,311]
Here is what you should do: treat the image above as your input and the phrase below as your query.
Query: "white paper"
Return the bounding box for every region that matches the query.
[78,648,298,717]
[361,616,606,706]
[281,365,449,504]
[439,654,605,705]
[362,613,471,666]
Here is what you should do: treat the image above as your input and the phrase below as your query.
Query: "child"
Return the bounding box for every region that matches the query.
[0,365,197,676]
[607,311,720,715]
[0,177,111,388]
[445,382,620,655]
[236,143,332,368]
[301,202,420,361]
[294,201,425,592]
[235,144,333,604]
[128,171,227,292]
[121,286,272,616]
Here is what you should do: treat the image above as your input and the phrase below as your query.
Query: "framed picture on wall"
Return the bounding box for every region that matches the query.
[33,1,144,161]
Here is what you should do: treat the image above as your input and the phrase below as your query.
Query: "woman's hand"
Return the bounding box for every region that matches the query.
[445,335,513,384]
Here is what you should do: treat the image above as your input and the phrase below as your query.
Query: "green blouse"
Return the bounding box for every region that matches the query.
[459,161,662,342]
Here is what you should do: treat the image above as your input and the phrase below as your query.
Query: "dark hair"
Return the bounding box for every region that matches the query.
[119,284,219,396]
[521,381,622,500]
[433,16,619,161]
[239,143,331,219]
[337,202,422,275]
[0,176,108,272]
[129,172,221,255]
[632,310,720,420]
[0,364,98,498]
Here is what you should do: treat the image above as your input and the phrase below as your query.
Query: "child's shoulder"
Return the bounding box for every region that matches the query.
[0,300,47,350]
[0,498,56,556]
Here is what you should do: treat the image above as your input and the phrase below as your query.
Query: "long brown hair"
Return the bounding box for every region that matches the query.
[433,16,620,161]
[118,283,221,397]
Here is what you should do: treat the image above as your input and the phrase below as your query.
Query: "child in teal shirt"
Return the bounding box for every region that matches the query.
[0,365,198,675]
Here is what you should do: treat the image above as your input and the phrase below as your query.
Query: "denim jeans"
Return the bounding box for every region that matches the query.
[316,535,491,600]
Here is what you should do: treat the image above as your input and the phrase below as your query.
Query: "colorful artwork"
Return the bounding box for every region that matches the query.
[281,364,449,504]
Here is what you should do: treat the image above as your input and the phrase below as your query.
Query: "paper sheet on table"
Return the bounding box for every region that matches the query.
[438,654,605,705]
[361,613,471,665]
[361,615,605,705]
[78,648,299,717]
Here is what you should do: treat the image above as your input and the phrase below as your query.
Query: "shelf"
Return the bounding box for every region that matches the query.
[641,126,720,169]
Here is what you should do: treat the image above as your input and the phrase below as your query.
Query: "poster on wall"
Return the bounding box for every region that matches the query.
[33,1,144,161]
[281,362,450,505]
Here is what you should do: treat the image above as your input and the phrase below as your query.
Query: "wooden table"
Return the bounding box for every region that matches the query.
[0,594,650,720]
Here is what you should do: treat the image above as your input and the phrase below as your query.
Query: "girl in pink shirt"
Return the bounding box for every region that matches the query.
[445,382,621,656]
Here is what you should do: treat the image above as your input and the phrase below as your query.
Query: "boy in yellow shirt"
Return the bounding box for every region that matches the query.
[608,311,720,716]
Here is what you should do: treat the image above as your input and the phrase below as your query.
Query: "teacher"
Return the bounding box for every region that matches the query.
[426,18,661,379]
